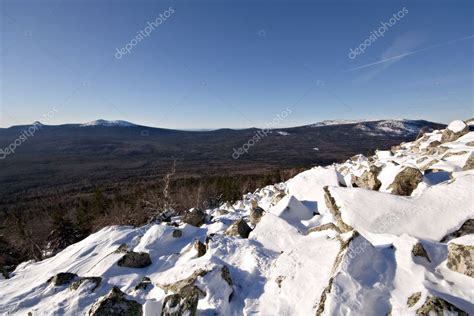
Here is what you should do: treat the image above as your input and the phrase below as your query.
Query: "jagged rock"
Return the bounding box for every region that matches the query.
[158,269,209,295]
[172,229,182,238]
[161,291,199,316]
[117,252,152,268]
[466,141,474,147]
[388,167,423,196]
[407,292,421,307]
[135,277,152,291]
[88,286,142,316]
[441,219,474,242]
[353,165,382,190]
[220,265,233,287]
[323,186,352,233]
[225,219,252,238]
[442,151,469,159]
[462,153,474,171]
[447,240,473,277]
[441,120,469,143]
[193,240,206,257]
[182,208,206,227]
[415,296,467,315]
[307,223,342,235]
[427,140,441,148]
[250,207,264,225]
[270,192,285,207]
[411,243,431,262]
[70,276,101,291]
[47,272,78,286]
[114,243,129,254]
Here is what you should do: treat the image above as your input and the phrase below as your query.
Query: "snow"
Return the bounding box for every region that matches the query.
[447,120,467,133]
[276,131,290,136]
[1,120,473,315]
[80,119,136,127]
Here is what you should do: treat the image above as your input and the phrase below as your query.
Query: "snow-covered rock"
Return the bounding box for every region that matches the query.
[1,120,473,315]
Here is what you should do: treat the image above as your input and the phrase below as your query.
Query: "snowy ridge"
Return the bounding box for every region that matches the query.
[310,119,371,127]
[80,119,137,127]
[1,120,473,315]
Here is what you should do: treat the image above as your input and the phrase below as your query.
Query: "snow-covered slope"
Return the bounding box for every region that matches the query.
[80,119,137,127]
[1,120,473,316]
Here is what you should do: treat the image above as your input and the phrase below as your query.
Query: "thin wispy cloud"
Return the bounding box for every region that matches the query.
[348,34,474,73]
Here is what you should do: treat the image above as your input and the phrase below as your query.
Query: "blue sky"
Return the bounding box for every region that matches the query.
[1,0,473,129]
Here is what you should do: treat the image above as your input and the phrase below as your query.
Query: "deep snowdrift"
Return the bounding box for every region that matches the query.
[1,120,473,316]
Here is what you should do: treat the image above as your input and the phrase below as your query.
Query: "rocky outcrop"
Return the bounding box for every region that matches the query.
[441,120,469,143]
[89,287,142,316]
[307,223,342,235]
[411,243,431,262]
[441,219,474,242]
[161,291,199,316]
[225,219,252,238]
[193,240,206,257]
[323,186,352,233]
[47,272,78,286]
[117,252,152,268]
[172,229,182,238]
[447,240,473,278]
[182,209,206,227]
[415,296,467,315]
[353,165,382,190]
[134,277,152,291]
[70,276,101,291]
[387,167,423,196]
[462,154,474,171]
[407,292,421,307]
[250,207,264,226]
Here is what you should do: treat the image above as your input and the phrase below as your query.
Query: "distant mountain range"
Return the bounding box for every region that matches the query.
[3,118,442,136]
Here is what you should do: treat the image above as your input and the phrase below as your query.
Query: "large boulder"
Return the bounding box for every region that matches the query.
[225,219,252,238]
[117,251,152,268]
[441,120,469,143]
[387,167,423,196]
[89,286,142,316]
[182,208,206,227]
[447,235,473,278]
[47,272,78,286]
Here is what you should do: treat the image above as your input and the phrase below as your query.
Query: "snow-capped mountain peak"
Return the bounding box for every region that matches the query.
[80,119,136,127]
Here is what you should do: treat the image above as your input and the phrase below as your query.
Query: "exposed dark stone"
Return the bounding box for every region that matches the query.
[182,209,206,227]
[447,242,473,278]
[441,219,474,242]
[70,276,102,291]
[172,229,182,238]
[114,243,129,254]
[354,165,382,190]
[250,207,264,226]
[307,223,342,235]
[323,186,352,233]
[88,286,142,316]
[117,252,152,268]
[161,291,199,316]
[135,277,152,291]
[193,240,206,258]
[47,272,78,286]
[225,219,252,238]
[388,167,423,196]
[407,292,421,307]
[415,296,468,316]
[441,122,469,143]
[411,243,431,262]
